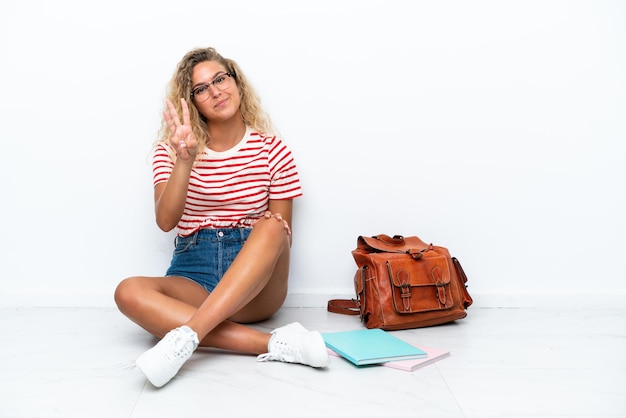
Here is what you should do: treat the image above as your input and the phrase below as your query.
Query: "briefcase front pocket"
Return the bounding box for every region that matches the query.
[384,252,454,314]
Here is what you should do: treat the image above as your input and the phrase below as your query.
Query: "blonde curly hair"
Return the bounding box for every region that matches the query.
[156,47,274,153]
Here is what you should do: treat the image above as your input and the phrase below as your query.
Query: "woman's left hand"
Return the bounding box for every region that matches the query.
[254,211,292,237]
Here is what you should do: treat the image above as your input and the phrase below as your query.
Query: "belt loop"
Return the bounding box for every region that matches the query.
[190,230,199,245]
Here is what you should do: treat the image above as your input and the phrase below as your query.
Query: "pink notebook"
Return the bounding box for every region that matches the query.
[327,346,450,372]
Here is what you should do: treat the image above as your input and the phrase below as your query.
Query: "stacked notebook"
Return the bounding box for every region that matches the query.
[322,328,450,371]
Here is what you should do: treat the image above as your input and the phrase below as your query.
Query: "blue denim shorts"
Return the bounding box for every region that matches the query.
[166,228,252,293]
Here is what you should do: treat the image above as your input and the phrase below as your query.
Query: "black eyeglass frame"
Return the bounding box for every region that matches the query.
[190,72,236,100]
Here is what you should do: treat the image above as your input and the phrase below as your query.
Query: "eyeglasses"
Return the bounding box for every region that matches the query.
[190,72,235,102]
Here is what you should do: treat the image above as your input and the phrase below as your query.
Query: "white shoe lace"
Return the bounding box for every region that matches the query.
[256,322,328,367]
[257,338,303,363]
[163,327,198,362]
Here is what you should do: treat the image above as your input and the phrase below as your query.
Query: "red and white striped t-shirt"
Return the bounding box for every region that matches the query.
[152,128,302,237]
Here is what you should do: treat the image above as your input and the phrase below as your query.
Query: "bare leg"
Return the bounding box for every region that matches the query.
[184,215,291,338]
[115,276,270,353]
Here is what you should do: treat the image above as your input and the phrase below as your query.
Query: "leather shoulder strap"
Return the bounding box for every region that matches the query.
[327,299,360,315]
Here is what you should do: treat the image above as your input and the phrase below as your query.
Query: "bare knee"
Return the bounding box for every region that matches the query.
[114,277,144,316]
[251,215,291,247]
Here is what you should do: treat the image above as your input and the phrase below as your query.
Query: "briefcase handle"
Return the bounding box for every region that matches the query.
[372,234,406,246]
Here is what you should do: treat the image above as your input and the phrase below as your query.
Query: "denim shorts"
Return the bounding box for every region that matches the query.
[166,228,252,293]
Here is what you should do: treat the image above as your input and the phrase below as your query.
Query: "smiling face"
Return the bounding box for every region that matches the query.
[190,60,242,124]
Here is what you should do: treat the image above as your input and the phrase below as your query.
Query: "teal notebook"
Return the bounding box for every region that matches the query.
[322,329,427,366]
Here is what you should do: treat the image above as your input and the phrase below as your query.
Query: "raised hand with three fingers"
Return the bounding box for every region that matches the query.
[164,98,198,161]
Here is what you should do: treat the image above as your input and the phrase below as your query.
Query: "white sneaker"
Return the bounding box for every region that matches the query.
[257,322,329,368]
[136,326,199,387]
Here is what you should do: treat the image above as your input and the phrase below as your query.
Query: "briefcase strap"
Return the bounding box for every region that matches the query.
[327,299,360,316]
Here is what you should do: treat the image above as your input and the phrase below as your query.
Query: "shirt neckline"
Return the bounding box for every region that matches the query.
[204,126,252,158]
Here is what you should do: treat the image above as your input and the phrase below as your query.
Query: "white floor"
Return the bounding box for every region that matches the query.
[1,305,625,418]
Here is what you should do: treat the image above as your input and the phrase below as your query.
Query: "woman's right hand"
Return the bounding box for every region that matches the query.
[164,98,198,161]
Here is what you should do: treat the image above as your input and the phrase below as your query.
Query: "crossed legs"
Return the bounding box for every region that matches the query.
[114,215,291,355]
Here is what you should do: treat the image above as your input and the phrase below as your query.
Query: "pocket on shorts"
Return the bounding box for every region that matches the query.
[173,235,195,254]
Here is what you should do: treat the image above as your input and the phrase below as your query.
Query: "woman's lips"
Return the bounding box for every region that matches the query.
[214,98,228,108]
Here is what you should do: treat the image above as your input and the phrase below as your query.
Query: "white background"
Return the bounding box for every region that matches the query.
[1,0,624,307]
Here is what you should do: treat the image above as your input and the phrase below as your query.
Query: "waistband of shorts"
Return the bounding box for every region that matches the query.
[177,227,251,243]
